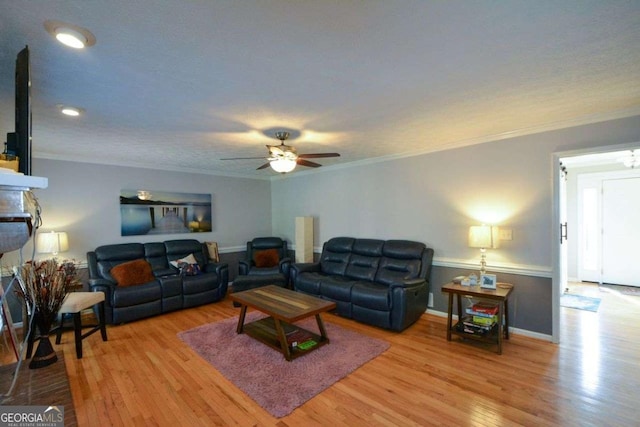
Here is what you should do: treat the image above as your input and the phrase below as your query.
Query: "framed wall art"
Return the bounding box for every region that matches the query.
[120,189,212,236]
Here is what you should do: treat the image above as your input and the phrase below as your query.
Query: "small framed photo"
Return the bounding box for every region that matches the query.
[480,273,497,289]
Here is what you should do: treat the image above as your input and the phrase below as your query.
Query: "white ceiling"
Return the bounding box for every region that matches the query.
[1,1,639,178]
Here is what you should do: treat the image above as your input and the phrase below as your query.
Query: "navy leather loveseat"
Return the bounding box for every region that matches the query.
[87,239,228,324]
[290,237,434,331]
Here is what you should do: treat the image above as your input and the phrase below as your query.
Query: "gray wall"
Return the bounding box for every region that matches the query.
[271,115,640,335]
[1,159,273,267]
[3,115,640,336]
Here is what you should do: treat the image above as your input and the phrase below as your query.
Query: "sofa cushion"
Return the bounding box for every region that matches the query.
[352,239,384,257]
[382,240,426,260]
[374,240,426,286]
[110,259,155,287]
[111,281,162,307]
[144,242,170,273]
[246,266,280,276]
[320,275,354,301]
[345,253,380,282]
[351,282,391,311]
[94,243,146,281]
[182,272,219,295]
[375,257,422,286]
[295,272,323,295]
[319,237,354,276]
[253,248,279,268]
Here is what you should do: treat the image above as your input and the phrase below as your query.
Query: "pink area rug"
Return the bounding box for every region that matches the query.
[178,311,389,418]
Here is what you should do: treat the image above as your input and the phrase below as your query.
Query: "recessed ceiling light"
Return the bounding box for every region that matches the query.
[44,20,96,49]
[61,107,80,116]
[57,105,82,117]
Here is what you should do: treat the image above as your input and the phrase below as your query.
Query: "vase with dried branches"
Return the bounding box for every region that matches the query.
[14,259,80,368]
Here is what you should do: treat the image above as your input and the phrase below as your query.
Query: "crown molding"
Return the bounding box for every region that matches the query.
[33,153,272,181]
[272,106,640,180]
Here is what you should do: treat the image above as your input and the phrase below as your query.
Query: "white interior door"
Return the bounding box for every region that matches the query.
[602,177,640,286]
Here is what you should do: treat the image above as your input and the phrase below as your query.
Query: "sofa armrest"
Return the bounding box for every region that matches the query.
[291,262,320,274]
[154,268,177,277]
[290,262,320,286]
[205,261,227,275]
[389,278,426,289]
[279,256,292,277]
[89,278,115,288]
[89,280,116,304]
[238,260,251,275]
[204,261,229,288]
[389,278,429,331]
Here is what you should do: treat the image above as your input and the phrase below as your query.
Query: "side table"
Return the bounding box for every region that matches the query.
[441,282,514,354]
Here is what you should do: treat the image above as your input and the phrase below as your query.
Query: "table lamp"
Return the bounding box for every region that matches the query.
[36,231,69,256]
[468,225,499,274]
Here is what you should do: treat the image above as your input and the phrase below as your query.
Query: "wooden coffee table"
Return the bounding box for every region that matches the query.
[229,285,336,361]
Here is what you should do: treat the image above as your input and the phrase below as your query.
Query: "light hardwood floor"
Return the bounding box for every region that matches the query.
[3,286,639,426]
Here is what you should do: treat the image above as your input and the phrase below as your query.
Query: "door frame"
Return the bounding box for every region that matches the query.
[552,142,639,343]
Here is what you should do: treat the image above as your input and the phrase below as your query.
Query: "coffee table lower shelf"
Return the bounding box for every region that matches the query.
[242,316,329,360]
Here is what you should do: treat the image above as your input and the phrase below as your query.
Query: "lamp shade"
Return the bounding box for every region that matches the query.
[36,231,69,255]
[468,225,499,249]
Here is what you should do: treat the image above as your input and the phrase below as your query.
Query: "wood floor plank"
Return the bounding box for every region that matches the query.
[2,283,639,426]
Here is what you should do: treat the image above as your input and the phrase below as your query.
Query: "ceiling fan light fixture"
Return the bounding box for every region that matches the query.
[56,29,87,48]
[270,158,297,173]
[617,150,640,168]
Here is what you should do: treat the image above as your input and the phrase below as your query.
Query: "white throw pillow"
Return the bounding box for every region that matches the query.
[170,253,198,268]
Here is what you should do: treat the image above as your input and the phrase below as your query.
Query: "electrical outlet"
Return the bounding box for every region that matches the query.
[499,228,513,240]
[428,292,434,308]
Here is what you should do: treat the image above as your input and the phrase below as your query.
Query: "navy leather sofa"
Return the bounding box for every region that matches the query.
[87,239,228,324]
[291,237,434,331]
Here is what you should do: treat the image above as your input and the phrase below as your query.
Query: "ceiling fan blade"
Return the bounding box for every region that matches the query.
[298,153,341,159]
[256,162,271,170]
[220,157,267,160]
[297,159,322,168]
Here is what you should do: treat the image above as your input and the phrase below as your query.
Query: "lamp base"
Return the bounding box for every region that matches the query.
[479,249,487,275]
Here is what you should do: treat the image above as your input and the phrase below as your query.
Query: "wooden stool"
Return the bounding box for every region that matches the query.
[55,291,108,359]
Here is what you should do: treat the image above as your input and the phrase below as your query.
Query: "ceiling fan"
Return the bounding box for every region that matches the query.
[221,131,340,173]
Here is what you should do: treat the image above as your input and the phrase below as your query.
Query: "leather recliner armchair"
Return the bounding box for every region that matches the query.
[238,237,291,284]
[229,237,292,298]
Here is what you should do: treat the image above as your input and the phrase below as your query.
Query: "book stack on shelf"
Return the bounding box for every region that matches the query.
[457,302,499,335]
[285,328,317,351]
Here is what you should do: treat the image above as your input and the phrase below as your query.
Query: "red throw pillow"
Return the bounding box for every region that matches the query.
[110,259,155,287]
[253,249,279,268]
